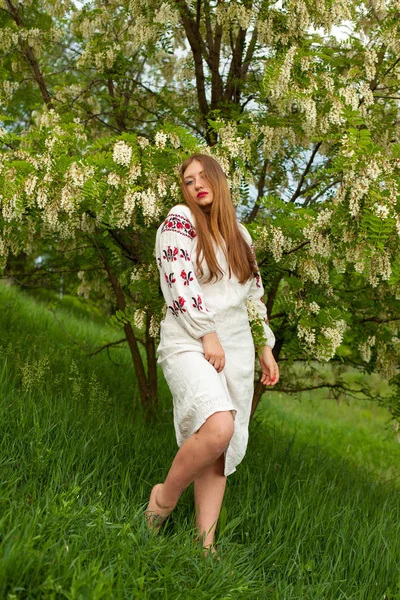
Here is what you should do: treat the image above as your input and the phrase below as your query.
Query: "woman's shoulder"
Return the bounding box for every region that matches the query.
[158,204,196,241]
[167,204,193,219]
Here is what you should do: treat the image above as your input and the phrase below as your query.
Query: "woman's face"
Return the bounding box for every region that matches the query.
[182,160,214,207]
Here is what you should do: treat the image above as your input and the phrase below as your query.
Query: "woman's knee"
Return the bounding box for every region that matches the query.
[204,411,234,451]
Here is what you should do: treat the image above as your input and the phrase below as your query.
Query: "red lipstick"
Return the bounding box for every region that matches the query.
[197,191,208,198]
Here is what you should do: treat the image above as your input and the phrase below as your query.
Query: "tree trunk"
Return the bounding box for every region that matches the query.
[102,257,154,407]
[145,311,158,406]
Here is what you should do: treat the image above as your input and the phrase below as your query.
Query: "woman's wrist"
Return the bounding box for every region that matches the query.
[257,344,273,355]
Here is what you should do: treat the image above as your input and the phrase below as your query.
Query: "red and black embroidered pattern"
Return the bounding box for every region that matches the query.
[163,245,179,262]
[161,213,196,240]
[192,295,204,311]
[168,296,187,316]
[255,272,261,289]
[180,248,190,261]
[164,272,176,288]
[181,269,194,286]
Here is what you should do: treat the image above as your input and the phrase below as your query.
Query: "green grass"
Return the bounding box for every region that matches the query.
[1,283,400,599]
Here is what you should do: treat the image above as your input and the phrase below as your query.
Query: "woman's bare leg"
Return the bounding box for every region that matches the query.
[193,453,226,550]
[146,411,234,524]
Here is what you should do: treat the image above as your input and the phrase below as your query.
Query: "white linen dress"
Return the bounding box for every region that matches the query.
[155,204,275,476]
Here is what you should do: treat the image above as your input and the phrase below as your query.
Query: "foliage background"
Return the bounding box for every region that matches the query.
[0,0,400,414]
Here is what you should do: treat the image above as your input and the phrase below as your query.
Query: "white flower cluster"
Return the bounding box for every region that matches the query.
[65,162,94,188]
[25,175,38,197]
[127,163,141,184]
[340,86,359,111]
[328,98,346,126]
[78,43,121,72]
[154,3,180,26]
[245,298,260,322]
[309,301,320,314]
[348,177,370,217]
[298,258,320,284]
[366,161,381,180]
[142,189,160,224]
[127,15,158,53]
[155,131,168,149]
[80,213,95,234]
[316,320,347,361]
[269,226,285,262]
[2,194,19,222]
[107,172,121,187]
[133,309,145,330]
[303,223,331,258]
[300,97,317,136]
[77,270,91,299]
[0,235,7,257]
[374,203,390,219]
[216,2,252,28]
[149,315,160,338]
[271,46,297,100]
[396,215,400,237]
[0,27,19,52]
[359,82,374,107]
[122,188,160,226]
[367,250,392,286]
[60,185,75,215]
[137,136,149,149]
[218,122,249,160]
[1,79,19,101]
[257,16,274,46]
[130,263,158,283]
[288,0,310,35]
[297,324,316,346]
[156,175,168,198]
[36,188,48,209]
[113,141,132,167]
[37,109,61,129]
[359,335,376,363]
[74,14,104,39]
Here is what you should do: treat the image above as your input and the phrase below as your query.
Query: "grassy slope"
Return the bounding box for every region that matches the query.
[1,283,400,600]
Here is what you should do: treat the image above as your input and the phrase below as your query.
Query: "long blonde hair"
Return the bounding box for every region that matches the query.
[179,154,258,284]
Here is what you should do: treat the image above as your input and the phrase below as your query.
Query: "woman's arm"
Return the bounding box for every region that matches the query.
[155,208,217,340]
[239,223,279,385]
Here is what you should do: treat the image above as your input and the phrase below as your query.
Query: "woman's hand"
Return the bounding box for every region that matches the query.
[202,332,225,373]
[258,346,279,386]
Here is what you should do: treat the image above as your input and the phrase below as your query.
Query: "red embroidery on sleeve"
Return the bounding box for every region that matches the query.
[192,295,204,311]
[163,246,179,262]
[180,269,194,286]
[161,213,196,240]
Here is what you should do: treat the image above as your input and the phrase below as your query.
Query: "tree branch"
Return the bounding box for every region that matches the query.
[88,338,127,356]
[361,316,400,324]
[247,158,269,222]
[174,0,210,125]
[289,142,322,203]
[5,0,52,108]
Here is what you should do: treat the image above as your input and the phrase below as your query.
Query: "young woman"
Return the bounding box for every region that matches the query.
[146,153,279,553]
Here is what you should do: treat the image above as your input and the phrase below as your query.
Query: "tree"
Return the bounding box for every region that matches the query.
[1,0,400,417]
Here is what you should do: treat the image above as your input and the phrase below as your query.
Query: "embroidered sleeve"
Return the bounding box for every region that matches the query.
[155,207,216,340]
[239,224,276,349]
